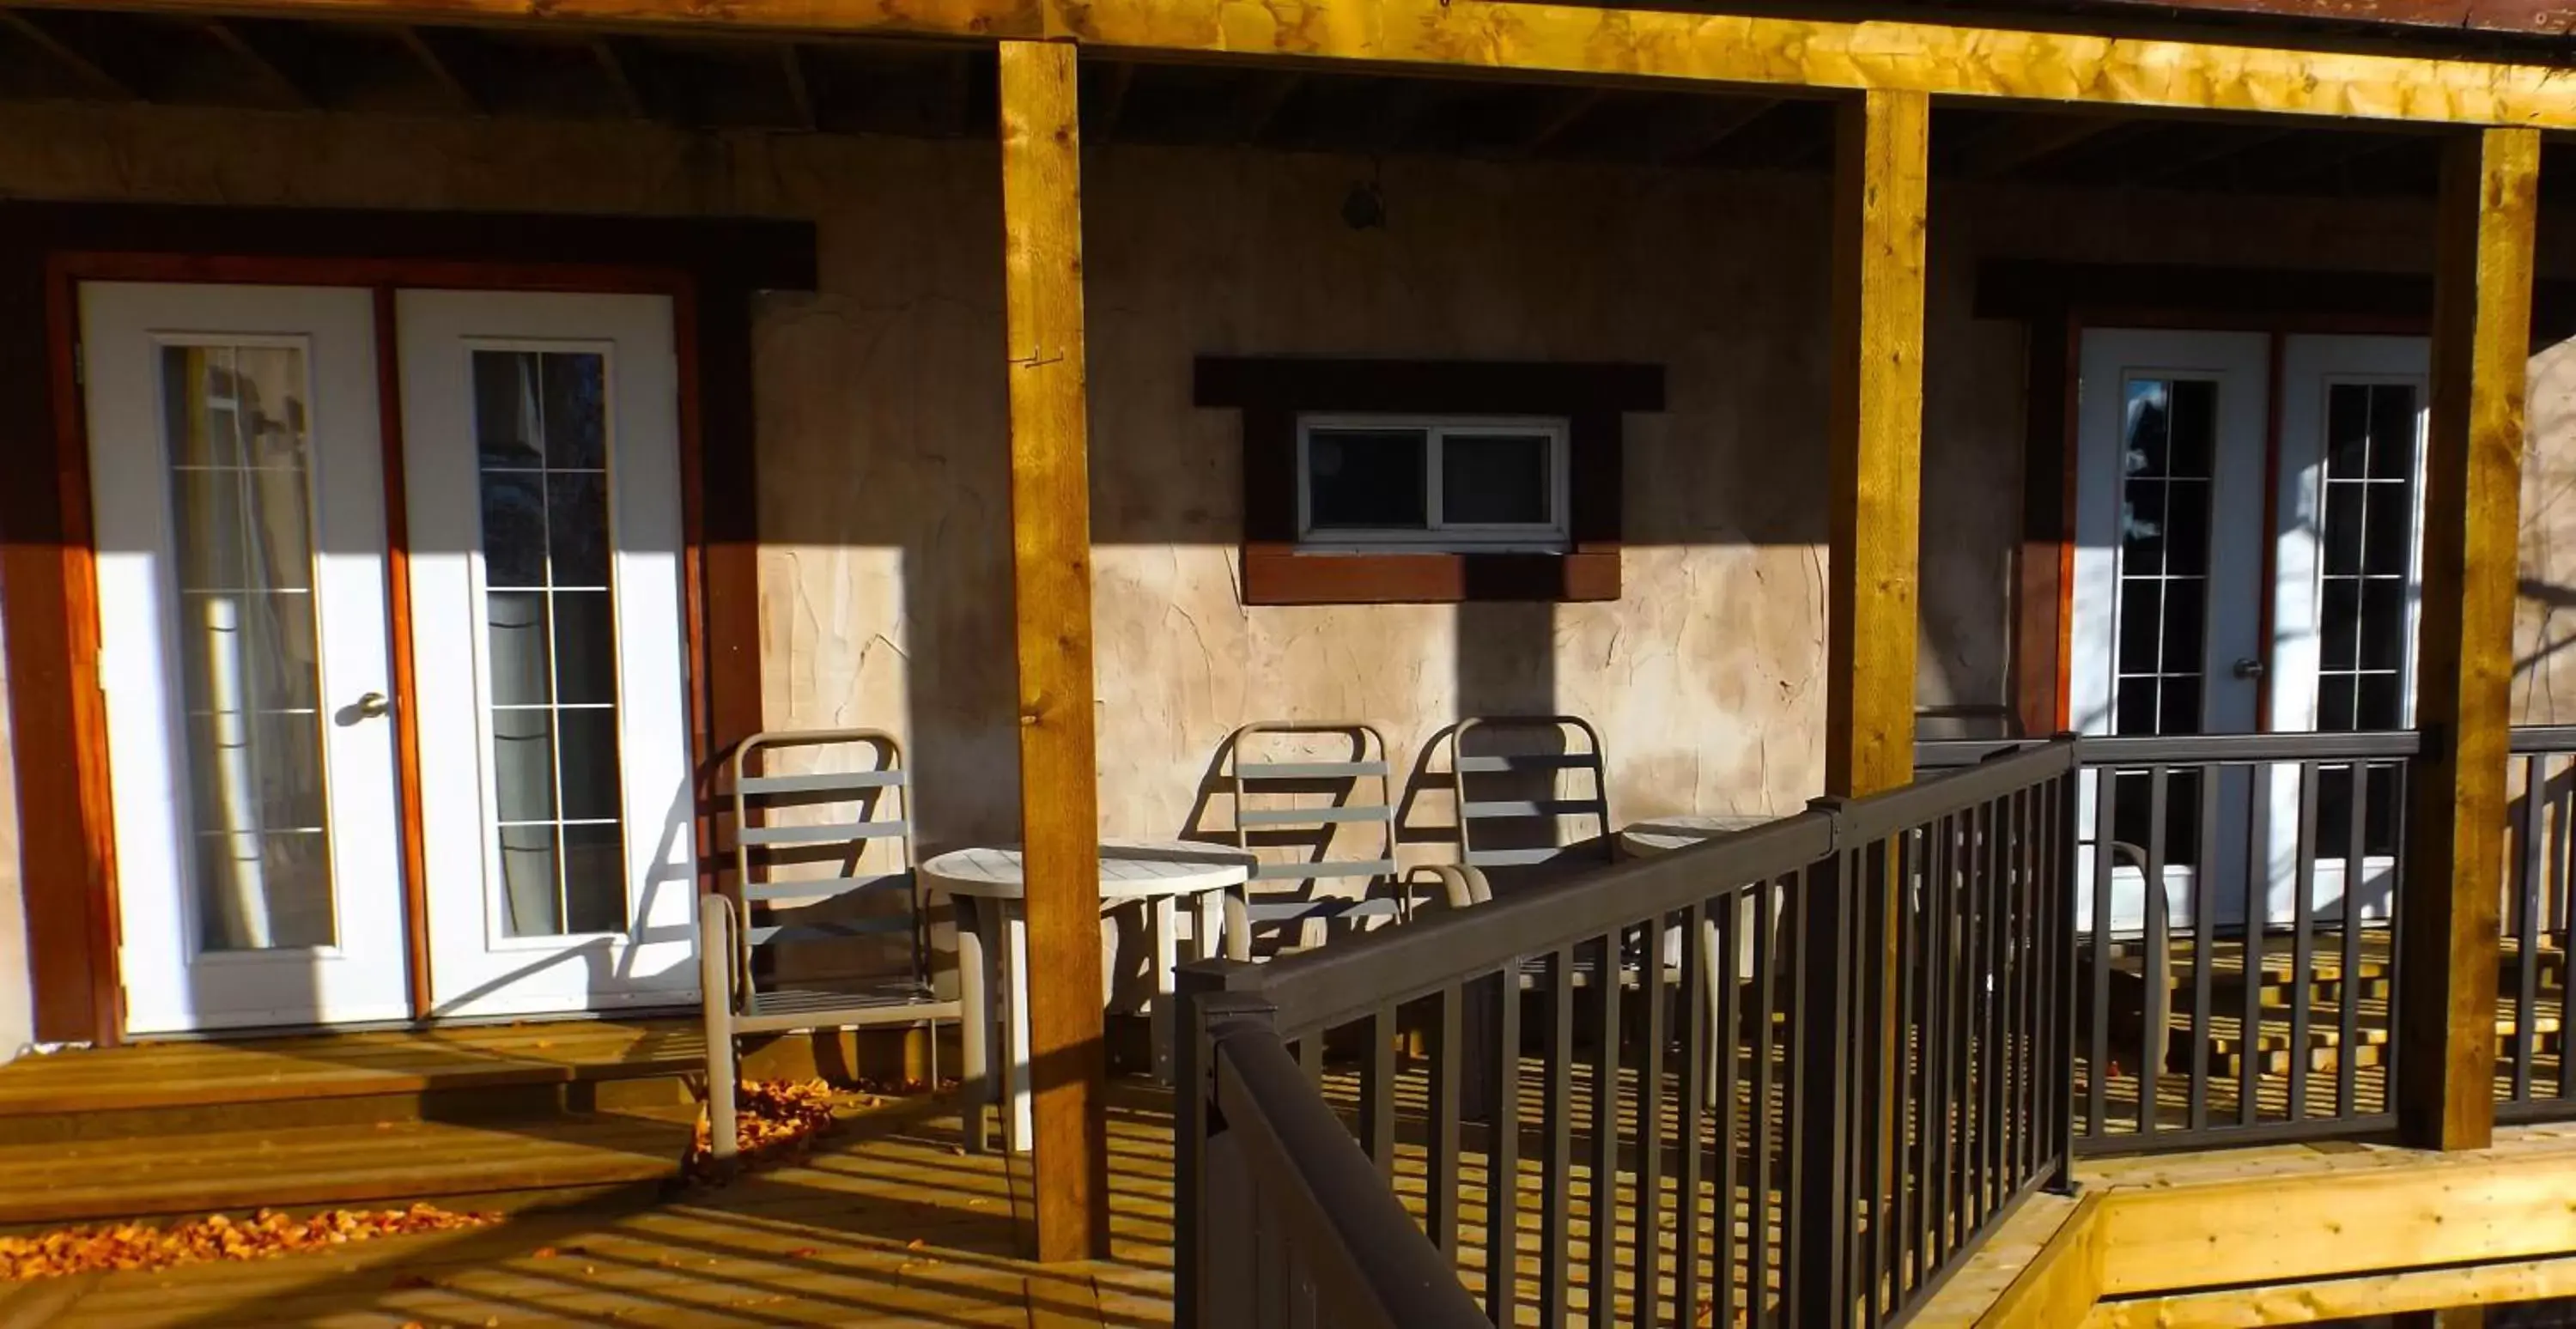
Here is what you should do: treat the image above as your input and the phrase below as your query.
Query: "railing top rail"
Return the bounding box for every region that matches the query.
[1206,1005,1491,1329]
[1194,738,2077,1038]
[1829,740,2075,843]
[1918,729,2425,768]
[2511,725,2576,754]
[1190,807,1835,1036]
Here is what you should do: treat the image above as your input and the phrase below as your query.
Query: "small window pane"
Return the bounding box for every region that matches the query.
[562,823,626,934]
[2123,379,2172,478]
[2120,480,2168,575]
[2117,580,2162,675]
[486,592,551,708]
[547,472,611,589]
[1441,433,1553,525]
[2159,677,2201,735]
[2163,578,2206,674]
[2367,384,2419,480]
[498,824,562,938]
[2162,479,2210,576]
[554,709,623,822]
[2362,485,2413,576]
[473,352,545,469]
[1306,428,1428,531]
[542,354,607,470]
[2166,379,2217,480]
[2323,484,2365,575]
[2325,383,2372,479]
[480,470,546,589]
[551,592,617,707]
[2116,677,2160,736]
[492,708,556,824]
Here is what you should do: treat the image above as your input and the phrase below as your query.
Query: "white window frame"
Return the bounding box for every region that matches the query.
[1293,413,1571,553]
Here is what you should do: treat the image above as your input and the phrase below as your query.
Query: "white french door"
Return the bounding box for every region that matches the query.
[398,291,697,1019]
[86,282,697,1034]
[2070,328,2427,936]
[86,283,412,1033]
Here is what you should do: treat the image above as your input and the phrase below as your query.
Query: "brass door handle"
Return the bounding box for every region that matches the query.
[353,690,392,719]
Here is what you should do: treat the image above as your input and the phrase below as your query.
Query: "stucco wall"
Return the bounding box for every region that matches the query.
[0,100,2568,1005]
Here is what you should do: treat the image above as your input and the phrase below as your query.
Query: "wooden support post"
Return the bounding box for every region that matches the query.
[998,37,1108,1262]
[2400,125,2537,1154]
[1825,88,1929,802]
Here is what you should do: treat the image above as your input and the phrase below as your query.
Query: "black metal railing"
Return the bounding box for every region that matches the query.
[2501,725,2576,1120]
[1176,743,2078,1329]
[1923,731,2418,1154]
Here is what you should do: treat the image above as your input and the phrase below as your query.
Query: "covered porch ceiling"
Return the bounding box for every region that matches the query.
[0,9,2559,198]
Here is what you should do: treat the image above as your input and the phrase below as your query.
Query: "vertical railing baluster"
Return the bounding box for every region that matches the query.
[2558,754,2576,1106]
[1544,945,1575,1329]
[1789,838,1854,1329]
[2088,770,2114,1144]
[2291,761,2319,1123]
[2239,762,2266,1129]
[2518,753,2544,1102]
[1489,965,1523,1329]
[1590,930,1621,1329]
[2055,768,2079,1191]
[1924,811,1953,1259]
[1981,791,2007,1222]
[1678,901,1709,1329]
[1716,889,1743,1329]
[1749,874,1777,1329]
[2142,766,2171,1140]
[1431,984,1463,1259]
[1639,915,1668,1329]
[1364,1003,1398,1179]
[2339,762,2368,1118]
[1944,810,1971,1260]
[1895,826,1921,1296]
[2189,763,2217,1134]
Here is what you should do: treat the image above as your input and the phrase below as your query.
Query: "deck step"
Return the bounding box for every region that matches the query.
[0,1111,694,1229]
[0,1022,709,1142]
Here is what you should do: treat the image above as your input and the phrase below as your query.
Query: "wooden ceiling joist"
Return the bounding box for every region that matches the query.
[393,24,479,112]
[0,9,140,100]
[588,35,648,119]
[200,17,313,107]
[1654,95,1779,164]
[779,42,814,130]
[1950,113,2124,179]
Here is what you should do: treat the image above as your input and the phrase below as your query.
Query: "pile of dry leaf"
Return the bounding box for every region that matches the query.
[0,1204,495,1281]
[689,1077,844,1178]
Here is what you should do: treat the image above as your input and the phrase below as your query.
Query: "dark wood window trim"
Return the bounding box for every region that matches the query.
[0,203,816,1045]
[1194,356,1662,605]
[1975,259,2576,739]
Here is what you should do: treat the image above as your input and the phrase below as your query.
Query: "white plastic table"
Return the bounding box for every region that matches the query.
[1618,812,1777,858]
[1617,812,1782,974]
[923,839,1254,1152]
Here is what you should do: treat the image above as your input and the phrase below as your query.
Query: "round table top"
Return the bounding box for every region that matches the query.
[1619,813,1779,857]
[920,838,1257,901]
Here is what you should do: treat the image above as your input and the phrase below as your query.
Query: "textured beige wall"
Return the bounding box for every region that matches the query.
[0,100,2571,1003]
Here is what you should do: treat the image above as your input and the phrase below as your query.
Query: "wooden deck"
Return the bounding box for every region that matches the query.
[0,1089,1178,1328]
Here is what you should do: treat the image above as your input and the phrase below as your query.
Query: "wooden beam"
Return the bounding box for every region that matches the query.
[1513,86,1606,158]
[2399,124,2537,1154]
[780,42,816,130]
[1653,95,1777,165]
[1825,87,1928,800]
[392,25,479,112]
[2088,1255,2576,1328]
[202,19,314,107]
[24,0,2576,130]
[590,36,648,119]
[0,9,138,100]
[997,35,1106,1265]
[1230,69,1299,145]
[1950,113,2123,179]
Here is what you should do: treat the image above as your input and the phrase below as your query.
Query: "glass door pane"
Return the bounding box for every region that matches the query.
[162,342,335,953]
[470,349,628,938]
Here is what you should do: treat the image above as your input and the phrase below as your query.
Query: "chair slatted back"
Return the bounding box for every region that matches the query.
[1224,721,1405,947]
[1449,714,1613,875]
[728,728,928,998]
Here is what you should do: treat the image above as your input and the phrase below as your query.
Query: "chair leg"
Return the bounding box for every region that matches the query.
[707,1025,739,1163]
[700,893,740,1163]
